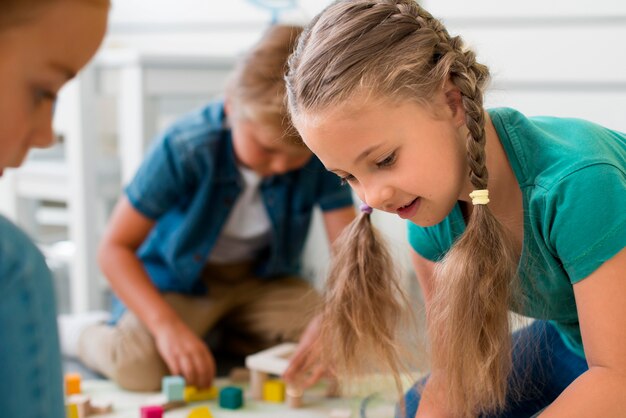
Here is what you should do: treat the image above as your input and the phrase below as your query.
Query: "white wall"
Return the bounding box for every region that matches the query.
[2,1,624,309]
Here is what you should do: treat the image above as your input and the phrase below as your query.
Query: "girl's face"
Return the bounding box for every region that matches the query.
[295,93,470,226]
[0,1,108,174]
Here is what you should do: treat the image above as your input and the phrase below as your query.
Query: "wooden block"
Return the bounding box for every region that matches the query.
[250,370,268,400]
[88,399,114,415]
[140,405,163,418]
[66,394,89,417]
[66,403,79,418]
[162,375,185,402]
[184,386,218,402]
[65,373,81,396]
[187,406,214,418]
[245,343,296,375]
[263,379,286,403]
[219,386,244,409]
[286,385,303,409]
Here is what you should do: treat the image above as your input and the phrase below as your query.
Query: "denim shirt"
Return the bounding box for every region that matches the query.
[0,216,65,417]
[112,100,352,320]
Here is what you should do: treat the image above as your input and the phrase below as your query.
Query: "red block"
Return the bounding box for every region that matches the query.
[141,405,164,418]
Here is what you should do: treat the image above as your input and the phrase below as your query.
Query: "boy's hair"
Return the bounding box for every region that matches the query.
[287,1,519,416]
[0,0,109,30]
[227,25,304,146]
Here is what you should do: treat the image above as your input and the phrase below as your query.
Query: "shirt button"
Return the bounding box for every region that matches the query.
[194,253,203,262]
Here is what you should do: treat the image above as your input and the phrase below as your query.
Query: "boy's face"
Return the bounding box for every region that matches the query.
[0,0,108,175]
[230,117,312,177]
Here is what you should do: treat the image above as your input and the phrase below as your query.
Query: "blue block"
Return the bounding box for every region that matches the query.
[162,376,185,402]
[219,386,243,409]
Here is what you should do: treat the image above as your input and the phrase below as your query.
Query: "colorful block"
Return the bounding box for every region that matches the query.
[141,405,164,418]
[162,375,185,401]
[188,406,214,418]
[65,373,81,395]
[219,386,244,409]
[263,379,285,403]
[184,386,218,402]
[66,403,79,418]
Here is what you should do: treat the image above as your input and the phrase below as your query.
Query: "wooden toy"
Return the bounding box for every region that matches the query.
[219,386,243,409]
[187,406,213,418]
[66,403,79,418]
[140,405,163,418]
[262,379,285,403]
[162,375,185,402]
[65,373,82,396]
[66,394,113,416]
[245,343,295,400]
[184,386,218,402]
[286,385,303,408]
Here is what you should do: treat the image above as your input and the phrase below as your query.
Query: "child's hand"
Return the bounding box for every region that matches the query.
[154,319,216,388]
[283,314,328,389]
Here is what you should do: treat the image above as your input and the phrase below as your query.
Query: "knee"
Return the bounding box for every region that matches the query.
[112,347,168,391]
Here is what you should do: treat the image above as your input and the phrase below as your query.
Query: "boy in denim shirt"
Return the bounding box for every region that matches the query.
[74,25,355,391]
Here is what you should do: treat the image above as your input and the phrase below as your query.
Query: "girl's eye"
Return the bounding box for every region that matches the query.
[339,174,355,185]
[376,152,396,168]
[34,88,57,106]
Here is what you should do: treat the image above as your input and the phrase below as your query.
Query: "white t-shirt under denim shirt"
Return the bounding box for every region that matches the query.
[208,165,271,264]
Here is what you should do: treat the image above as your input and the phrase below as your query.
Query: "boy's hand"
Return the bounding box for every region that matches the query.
[283,314,328,389]
[154,319,216,389]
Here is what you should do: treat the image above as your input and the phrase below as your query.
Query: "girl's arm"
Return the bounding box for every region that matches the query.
[538,247,626,417]
[98,196,215,388]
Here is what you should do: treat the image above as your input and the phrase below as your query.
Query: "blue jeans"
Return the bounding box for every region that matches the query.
[0,216,65,418]
[398,321,588,418]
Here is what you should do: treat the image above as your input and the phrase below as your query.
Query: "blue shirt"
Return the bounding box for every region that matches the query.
[408,108,626,358]
[113,100,352,320]
[0,216,65,417]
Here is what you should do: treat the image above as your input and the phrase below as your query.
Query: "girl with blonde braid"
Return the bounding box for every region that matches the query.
[282,1,626,417]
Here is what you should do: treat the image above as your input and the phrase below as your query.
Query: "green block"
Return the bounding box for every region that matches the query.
[219,386,243,409]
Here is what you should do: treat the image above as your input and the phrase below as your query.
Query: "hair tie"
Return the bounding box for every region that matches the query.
[469,189,490,205]
[360,203,373,214]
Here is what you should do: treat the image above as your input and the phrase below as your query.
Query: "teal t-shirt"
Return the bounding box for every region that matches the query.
[407,108,626,358]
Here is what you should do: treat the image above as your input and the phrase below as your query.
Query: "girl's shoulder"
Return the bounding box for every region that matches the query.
[488,107,626,190]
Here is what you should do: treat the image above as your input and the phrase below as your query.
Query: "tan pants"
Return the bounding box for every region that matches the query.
[78,263,321,391]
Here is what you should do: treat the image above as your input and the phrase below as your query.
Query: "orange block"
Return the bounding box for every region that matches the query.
[65,373,81,396]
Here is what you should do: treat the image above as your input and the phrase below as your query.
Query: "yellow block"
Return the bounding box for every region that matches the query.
[188,406,213,418]
[66,404,79,418]
[65,373,81,396]
[263,379,285,403]
[184,386,218,402]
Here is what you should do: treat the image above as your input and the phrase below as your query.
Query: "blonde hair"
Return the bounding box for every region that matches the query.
[286,1,519,416]
[0,0,109,30]
[227,24,304,146]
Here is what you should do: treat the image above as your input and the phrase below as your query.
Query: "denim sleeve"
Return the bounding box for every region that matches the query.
[316,168,354,212]
[0,216,65,418]
[125,131,200,220]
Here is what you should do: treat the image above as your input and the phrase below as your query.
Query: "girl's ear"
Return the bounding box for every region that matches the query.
[443,81,466,128]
